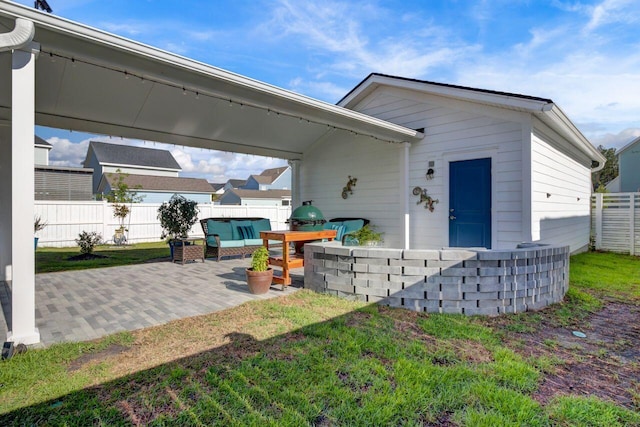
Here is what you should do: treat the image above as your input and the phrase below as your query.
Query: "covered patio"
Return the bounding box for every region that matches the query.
[0,2,421,344]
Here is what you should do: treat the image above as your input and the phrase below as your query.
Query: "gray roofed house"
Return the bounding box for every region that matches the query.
[83,141,182,194]
[33,135,94,200]
[223,179,248,191]
[98,173,214,204]
[84,141,181,170]
[243,165,290,191]
[34,135,52,166]
[218,189,291,206]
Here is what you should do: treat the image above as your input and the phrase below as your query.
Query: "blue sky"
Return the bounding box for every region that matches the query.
[15,0,640,182]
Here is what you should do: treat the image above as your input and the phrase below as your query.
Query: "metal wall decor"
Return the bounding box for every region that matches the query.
[342,176,357,199]
[413,186,439,212]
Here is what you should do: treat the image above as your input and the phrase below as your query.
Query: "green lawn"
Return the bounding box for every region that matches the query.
[2,251,638,426]
[36,241,170,273]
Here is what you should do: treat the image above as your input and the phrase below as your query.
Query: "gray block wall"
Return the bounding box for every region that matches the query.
[304,242,570,316]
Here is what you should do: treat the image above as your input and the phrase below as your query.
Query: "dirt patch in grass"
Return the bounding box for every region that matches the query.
[68,344,130,372]
[497,301,640,410]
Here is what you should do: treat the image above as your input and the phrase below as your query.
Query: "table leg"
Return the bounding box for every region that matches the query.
[281,240,289,290]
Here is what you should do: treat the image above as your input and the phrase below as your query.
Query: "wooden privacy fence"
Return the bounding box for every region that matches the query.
[591,193,640,255]
[34,201,291,247]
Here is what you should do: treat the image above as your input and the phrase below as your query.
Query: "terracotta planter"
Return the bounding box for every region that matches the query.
[246,268,273,294]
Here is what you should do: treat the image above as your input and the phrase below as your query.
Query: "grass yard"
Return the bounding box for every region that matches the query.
[36,241,170,273]
[1,251,639,425]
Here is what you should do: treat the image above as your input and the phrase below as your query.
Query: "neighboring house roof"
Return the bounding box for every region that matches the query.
[249,166,289,185]
[209,182,225,191]
[35,165,93,173]
[227,189,291,199]
[339,73,606,170]
[34,135,52,149]
[84,141,181,170]
[226,179,247,189]
[101,173,213,193]
[616,136,640,157]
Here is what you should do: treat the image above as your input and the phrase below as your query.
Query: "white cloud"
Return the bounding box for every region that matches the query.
[45,134,287,183]
[584,0,636,32]
[590,128,640,149]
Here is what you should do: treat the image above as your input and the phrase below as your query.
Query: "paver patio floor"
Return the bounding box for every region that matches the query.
[0,257,302,347]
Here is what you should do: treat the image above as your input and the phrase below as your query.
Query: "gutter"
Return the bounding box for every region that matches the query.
[542,105,606,172]
[0,18,34,52]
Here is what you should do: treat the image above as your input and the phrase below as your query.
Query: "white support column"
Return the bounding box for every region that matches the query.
[8,42,40,345]
[400,143,411,249]
[288,159,301,209]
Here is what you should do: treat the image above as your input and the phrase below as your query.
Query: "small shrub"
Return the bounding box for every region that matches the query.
[34,215,47,233]
[75,231,102,254]
[251,246,270,272]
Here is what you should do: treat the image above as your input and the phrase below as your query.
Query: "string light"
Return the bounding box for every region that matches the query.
[40,50,411,144]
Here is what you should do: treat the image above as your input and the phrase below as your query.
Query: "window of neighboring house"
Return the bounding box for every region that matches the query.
[282,199,290,206]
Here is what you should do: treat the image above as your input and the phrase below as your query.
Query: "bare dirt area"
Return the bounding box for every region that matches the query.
[500,301,640,410]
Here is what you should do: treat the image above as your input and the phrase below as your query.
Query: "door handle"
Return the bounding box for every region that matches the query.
[449,215,456,220]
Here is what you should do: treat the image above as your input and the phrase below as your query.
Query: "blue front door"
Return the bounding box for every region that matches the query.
[449,158,492,248]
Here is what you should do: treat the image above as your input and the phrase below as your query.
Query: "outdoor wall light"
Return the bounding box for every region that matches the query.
[426,168,435,179]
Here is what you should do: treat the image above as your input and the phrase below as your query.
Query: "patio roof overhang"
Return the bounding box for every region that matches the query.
[0,2,423,160]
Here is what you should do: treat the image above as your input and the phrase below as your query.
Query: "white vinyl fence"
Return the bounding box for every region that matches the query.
[591,193,640,255]
[35,201,291,247]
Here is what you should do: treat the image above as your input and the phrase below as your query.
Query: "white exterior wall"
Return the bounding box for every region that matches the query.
[531,121,593,252]
[346,87,528,249]
[102,165,178,177]
[301,130,404,248]
[34,146,48,165]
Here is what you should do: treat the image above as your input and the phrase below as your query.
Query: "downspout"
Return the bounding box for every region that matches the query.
[0,18,35,52]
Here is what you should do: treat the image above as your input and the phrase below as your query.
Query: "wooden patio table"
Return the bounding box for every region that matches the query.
[260,230,337,288]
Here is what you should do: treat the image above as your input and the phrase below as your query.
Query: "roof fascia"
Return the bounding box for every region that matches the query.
[0,3,422,144]
[539,105,606,170]
[99,162,181,172]
[616,136,640,156]
[340,74,555,112]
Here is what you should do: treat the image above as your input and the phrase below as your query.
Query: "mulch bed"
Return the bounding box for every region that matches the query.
[501,301,640,409]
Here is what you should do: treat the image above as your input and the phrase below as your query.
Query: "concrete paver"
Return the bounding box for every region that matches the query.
[0,257,302,347]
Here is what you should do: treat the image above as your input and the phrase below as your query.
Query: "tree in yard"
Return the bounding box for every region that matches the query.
[592,145,618,190]
[106,170,144,244]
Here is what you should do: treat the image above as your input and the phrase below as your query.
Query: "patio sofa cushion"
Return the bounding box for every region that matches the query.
[206,219,234,241]
[219,240,245,248]
[230,220,254,240]
[329,224,346,240]
[251,218,272,235]
[238,225,257,239]
[342,219,365,235]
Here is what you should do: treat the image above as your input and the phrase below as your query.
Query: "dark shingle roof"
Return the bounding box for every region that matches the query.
[209,182,225,191]
[226,179,247,188]
[88,141,181,170]
[35,135,52,147]
[260,166,288,178]
[104,173,213,193]
[339,72,553,106]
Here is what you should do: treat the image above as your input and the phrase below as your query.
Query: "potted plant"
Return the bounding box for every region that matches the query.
[246,246,273,294]
[345,224,384,246]
[34,215,47,250]
[157,195,200,258]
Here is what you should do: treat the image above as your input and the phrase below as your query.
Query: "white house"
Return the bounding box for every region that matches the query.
[97,173,214,204]
[218,189,291,206]
[0,4,603,344]
[299,74,605,252]
[83,141,181,194]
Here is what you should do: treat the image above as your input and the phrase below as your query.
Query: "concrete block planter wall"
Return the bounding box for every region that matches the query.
[304,242,569,316]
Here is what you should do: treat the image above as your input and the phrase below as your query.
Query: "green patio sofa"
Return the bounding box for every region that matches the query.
[200,217,281,261]
[323,217,369,243]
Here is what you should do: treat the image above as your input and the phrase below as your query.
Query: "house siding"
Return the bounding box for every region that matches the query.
[530,123,593,252]
[301,131,404,247]
[347,87,527,249]
[619,139,640,192]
